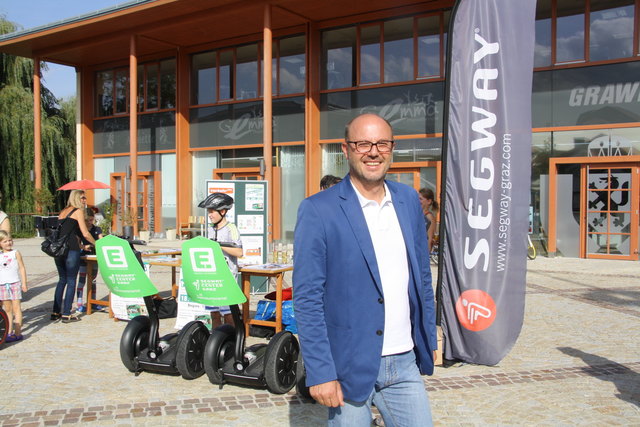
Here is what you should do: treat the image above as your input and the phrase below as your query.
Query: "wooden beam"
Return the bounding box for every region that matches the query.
[33,58,42,196]
[129,35,139,235]
[263,3,274,241]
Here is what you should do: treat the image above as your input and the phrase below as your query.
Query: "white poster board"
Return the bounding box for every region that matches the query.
[174,269,213,330]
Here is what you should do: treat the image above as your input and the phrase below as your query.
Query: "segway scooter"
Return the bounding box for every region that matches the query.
[0,308,8,346]
[181,237,300,394]
[96,235,209,379]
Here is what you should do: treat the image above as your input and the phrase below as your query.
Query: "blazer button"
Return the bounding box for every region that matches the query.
[378,297,384,304]
[376,330,383,336]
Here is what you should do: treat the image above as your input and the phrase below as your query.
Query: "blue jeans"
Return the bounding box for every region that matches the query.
[53,249,81,316]
[328,350,433,427]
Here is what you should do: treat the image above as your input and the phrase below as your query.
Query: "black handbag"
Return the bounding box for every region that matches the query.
[41,208,77,258]
[153,297,178,319]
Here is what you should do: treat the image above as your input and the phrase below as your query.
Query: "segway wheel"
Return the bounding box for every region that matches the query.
[0,309,8,345]
[204,324,235,384]
[120,316,151,372]
[295,350,312,399]
[265,331,299,394]
[176,321,210,380]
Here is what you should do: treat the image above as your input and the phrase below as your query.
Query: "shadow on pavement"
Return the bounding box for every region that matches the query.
[558,346,640,408]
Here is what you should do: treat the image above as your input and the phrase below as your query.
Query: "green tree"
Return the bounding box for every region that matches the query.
[0,16,77,214]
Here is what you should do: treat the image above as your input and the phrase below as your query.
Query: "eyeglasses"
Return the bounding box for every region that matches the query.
[80,196,87,200]
[346,140,394,154]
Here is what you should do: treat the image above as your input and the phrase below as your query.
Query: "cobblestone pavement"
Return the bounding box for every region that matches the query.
[0,237,638,426]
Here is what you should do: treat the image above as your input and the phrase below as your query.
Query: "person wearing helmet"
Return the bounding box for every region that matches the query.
[198,192,243,328]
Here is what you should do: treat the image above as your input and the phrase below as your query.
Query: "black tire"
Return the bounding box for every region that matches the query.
[265,331,299,394]
[0,309,8,345]
[203,324,235,384]
[120,316,151,372]
[295,350,312,399]
[176,321,210,380]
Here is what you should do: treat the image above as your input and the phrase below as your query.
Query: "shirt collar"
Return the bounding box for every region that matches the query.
[351,181,392,208]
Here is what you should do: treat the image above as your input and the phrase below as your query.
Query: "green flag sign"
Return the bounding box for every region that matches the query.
[96,235,158,298]
[181,237,247,306]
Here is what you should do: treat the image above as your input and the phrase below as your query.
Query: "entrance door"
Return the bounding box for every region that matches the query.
[110,171,162,234]
[386,161,442,196]
[584,164,638,259]
[213,167,262,180]
[136,172,161,233]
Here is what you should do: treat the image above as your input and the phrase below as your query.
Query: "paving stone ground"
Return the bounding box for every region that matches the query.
[0,237,638,426]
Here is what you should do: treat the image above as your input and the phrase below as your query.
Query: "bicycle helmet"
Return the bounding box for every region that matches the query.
[198,192,234,211]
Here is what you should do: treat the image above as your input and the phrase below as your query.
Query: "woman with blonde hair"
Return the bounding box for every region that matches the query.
[418,188,439,252]
[51,190,96,323]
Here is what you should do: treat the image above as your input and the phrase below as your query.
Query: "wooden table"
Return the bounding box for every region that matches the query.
[83,250,181,316]
[240,264,293,336]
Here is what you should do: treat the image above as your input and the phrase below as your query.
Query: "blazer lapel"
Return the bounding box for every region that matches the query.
[388,183,422,301]
[339,176,384,295]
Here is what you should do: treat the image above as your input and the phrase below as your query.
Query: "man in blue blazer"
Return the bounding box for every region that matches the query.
[293,114,437,426]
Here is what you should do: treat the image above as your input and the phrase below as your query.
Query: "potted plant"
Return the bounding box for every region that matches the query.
[123,208,135,239]
[97,201,114,235]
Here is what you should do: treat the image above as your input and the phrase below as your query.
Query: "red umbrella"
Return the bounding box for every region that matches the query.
[57,179,110,191]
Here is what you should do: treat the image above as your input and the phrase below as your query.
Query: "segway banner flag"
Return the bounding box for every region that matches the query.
[181,237,247,306]
[439,0,536,365]
[96,235,158,298]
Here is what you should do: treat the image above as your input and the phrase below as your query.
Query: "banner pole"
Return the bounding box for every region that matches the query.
[435,0,462,327]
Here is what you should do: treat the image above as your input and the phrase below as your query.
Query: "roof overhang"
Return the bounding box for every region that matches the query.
[0,0,450,68]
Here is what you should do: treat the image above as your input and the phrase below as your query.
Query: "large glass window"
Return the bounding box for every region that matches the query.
[532,61,640,128]
[556,0,585,63]
[322,27,356,89]
[384,18,413,83]
[115,69,128,114]
[589,0,634,61]
[320,82,444,139]
[96,70,114,117]
[418,15,441,78]
[192,150,220,215]
[219,50,233,100]
[279,36,306,95]
[190,97,305,148]
[236,44,259,100]
[191,52,216,105]
[322,13,447,90]
[135,59,175,112]
[160,59,176,109]
[535,0,552,67]
[279,146,306,243]
[360,24,381,85]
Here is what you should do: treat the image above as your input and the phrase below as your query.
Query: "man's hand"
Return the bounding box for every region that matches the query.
[310,380,345,407]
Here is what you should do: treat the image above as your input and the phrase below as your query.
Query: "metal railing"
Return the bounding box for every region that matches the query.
[6,213,37,238]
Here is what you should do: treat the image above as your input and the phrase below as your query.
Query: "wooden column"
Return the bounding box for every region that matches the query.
[176,47,191,232]
[33,58,42,194]
[305,21,322,197]
[129,35,139,235]
[263,4,273,240]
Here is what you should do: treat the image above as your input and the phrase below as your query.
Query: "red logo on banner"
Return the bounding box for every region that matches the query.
[455,289,496,332]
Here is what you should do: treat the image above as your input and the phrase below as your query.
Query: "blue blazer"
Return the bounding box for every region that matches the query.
[293,175,437,402]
